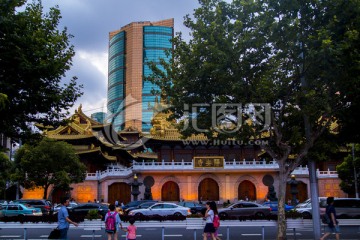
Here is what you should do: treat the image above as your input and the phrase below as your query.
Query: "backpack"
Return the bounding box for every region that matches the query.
[321,213,330,224]
[105,212,117,233]
[213,214,220,228]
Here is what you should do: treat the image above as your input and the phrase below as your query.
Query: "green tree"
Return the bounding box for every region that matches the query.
[0,0,83,140]
[13,138,86,199]
[0,152,12,199]
[337,144,360,196]
[148,0,360,238]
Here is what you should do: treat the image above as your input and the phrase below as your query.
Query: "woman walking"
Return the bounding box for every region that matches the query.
[203,201,216,240]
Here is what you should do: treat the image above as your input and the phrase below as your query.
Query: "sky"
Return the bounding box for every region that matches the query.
[35,0,200,116]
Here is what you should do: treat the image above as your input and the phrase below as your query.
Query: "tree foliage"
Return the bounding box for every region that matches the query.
[0,0,83,140]
[0,152,12,198]
[148,0,360,239]
[337,144,360,196]
[13,138,86,199]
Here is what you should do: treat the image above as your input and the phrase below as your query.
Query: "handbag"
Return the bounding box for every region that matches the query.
[48,228,61,239]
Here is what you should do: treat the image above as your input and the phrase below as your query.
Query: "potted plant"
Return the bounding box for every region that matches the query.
[85,209,102,221]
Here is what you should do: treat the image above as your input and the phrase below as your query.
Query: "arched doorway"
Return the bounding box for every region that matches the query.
[198,178,219,201]
[286,181,308,203]
[161,181,180,201]
[238,180,256,201]
[108,182,131,205]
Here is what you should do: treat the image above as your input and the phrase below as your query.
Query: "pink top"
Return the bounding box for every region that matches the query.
[127,225,137,239]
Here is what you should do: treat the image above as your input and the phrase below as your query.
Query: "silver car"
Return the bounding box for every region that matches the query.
[218,201,271,219]
[128,202,191,217]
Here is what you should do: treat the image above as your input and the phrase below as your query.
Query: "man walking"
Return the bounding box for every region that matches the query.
[320,197,340,240]
[58,197,79,239]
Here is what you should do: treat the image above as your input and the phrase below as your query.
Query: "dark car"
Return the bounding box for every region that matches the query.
[15,199,53,215]
[123,201,158,215]
[218,201,271,219]
[68,203,109,220]
[177,201,206,214]
[121,200,157,212]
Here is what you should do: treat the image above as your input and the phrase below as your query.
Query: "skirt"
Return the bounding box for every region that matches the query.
[203,223,215,233]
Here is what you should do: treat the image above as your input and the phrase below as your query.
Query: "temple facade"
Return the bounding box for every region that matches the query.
[23,105,347,204]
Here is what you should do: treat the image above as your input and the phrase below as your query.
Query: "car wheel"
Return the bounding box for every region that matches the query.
[173,212,182,217]
[255,212,265,218]
[219,212,228,219]
[302,212,311,219]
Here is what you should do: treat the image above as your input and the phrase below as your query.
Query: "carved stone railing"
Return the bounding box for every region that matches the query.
[85,166,133,180]
[85,161,338,181]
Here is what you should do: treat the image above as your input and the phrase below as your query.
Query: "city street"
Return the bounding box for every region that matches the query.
[1,220,360,240]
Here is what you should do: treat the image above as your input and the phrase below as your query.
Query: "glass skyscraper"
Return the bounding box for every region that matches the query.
[107,19,173,132]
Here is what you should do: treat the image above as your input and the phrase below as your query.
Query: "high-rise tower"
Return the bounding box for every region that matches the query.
[107,19,173,132]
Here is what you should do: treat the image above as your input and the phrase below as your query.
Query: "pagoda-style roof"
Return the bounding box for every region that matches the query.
[42,105,136,160]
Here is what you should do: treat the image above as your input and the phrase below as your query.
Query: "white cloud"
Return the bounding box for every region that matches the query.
[77,50,108,82]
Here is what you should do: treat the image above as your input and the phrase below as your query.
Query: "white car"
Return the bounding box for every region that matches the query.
[128,202,191,217]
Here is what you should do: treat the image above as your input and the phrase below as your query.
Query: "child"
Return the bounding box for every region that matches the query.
[105,204,122,240]
[122,218,137,240]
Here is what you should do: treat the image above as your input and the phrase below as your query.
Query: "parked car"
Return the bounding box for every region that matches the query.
[262,201,294,213]
[121,200,158,212]
[218,201,271,219]
[0,203,42,219]
[320,198,360,219]
[123,201,158,215]
[128,202,191,217]
[68,203,109,220]
[14,199,53,215]
[53,202,78,212]
[295,197,327,218]
[177,201,206,214]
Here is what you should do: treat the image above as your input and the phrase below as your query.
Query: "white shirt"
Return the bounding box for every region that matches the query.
[206,210,214,223]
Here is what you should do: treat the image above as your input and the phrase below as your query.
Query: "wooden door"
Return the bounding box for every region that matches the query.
[161,181,180,201]
[238,180,256,201]
[108,182,131,205]
[198,178,219,201]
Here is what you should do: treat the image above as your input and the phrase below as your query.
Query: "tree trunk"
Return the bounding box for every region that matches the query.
[277,160,289,240]
[43,184,49,200]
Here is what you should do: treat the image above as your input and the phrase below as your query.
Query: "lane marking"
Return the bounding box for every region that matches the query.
[0,236,22,238]
[80,235,102,238]
[241,234,262,236]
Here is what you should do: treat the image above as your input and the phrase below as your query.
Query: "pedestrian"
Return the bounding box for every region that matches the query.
[58,197,78,240]
[115,200,119,207]
[105,204,122,240]
[320,197,340,240]
[122,217,137,240]
[207,201,221,240]
[203,201,216,240]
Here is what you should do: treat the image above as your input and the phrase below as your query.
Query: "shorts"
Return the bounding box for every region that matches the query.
[326,225,340,234]
[105,229,117,234]
[203,223,215,233]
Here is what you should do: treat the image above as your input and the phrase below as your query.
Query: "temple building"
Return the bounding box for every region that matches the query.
[23,19,347,204]
[23,105,347,204]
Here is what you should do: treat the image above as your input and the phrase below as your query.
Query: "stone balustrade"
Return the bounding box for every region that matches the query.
[85,160,338,180]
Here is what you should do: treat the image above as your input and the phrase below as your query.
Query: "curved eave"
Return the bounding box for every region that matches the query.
[135,153,158,159]
[77,148,101,155]
[100,152,117,161]
[47,135,95,140]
